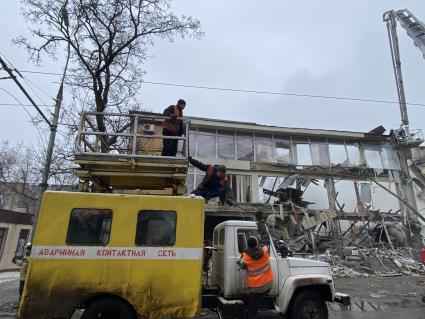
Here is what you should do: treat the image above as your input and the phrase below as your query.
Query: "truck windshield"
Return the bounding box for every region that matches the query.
[237,229,258,253]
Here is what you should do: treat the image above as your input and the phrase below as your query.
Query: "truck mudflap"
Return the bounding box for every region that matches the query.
[334,292,351,306]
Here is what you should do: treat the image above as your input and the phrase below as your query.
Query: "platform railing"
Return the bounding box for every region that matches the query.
[75,111,190,160]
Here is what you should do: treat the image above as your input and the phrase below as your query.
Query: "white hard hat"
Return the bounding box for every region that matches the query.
[25,242,32,248]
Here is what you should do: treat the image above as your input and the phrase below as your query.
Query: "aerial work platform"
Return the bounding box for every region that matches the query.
[74,112,190,194]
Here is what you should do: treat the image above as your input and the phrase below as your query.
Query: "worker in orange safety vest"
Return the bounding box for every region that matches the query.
[162,99,186,156]
[238,236,274,319]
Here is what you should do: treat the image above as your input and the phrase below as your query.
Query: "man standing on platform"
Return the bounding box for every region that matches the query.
[162,99,186,156]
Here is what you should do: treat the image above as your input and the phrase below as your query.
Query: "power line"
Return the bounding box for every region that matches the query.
[22,77,50,108]
[18,69,425,108]
[142,81,425,107]
[0,103,52,107]
[23,77,55,101]
[0,86,45,140]
[20,70,61,76]
[0,57,52,126]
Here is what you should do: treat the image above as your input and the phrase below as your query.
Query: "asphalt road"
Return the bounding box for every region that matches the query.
[1,271,424,318]
[0,271,19,318]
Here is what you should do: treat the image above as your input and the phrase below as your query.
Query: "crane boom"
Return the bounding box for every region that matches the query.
[391,9,425,58]
[383,9,425,146]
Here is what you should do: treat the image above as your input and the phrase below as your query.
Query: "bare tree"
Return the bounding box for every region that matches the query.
[0,141,39,212]
[0,139,78,212]
[16,0,201,150]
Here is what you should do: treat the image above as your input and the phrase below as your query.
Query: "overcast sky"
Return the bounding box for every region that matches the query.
[1,0,425,146]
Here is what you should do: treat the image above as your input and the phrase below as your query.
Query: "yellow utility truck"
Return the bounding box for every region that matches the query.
[19,191,349,319]
[19,191,205,319]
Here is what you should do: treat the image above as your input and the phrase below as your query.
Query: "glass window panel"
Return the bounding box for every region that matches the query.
[302,179,329,209]
[329,144,349,166]
[14,229,30,258]
[274,138,292,164]
[194,173,205,187]
[0,228,8,260]
[186,174,195,194]
[237,133,254,161]
[135,211,176,246]
[189,131,196,156]
[256,135,273,162]
[218,228,225,245]
[66,209,112,245]
[380,144,400,170]
[213,230,219,245]
[364,145,383,169]
[371,182,400,211]
[295,143,312,166]
[237,229,259,253]
[334,180,357,212]
[217,131,235,160]
[346,144,361,166]
[258,176,286,202]
[310,143,330,166]
[197,130,216,158]
[360,183,372,203]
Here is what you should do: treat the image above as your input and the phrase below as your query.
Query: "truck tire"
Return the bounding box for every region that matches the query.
[288,290,328,319]
[81,297,136,319]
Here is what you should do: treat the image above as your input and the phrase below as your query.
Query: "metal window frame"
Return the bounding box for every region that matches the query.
[0,227,8,261]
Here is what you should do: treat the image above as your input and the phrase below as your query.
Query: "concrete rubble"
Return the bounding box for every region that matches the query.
[310,247,425,278]
[260,174,425,279]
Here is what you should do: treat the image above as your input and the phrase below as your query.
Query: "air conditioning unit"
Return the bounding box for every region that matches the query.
[143,124,155,134]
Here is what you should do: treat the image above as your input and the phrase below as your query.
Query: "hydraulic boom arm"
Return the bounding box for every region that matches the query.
[383,9,425,145]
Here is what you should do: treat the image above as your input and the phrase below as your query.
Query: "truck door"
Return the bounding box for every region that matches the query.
[212,227,225,288]
[235,228,279,296]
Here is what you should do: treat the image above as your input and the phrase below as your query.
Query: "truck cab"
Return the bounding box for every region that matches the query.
[210,221,349,318]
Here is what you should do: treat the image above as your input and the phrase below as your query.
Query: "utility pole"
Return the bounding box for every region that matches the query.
[32,6,71,241]
[0,5,71,241]
[0,55,62,240]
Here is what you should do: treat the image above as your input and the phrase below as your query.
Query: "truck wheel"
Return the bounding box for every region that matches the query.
[288,290,328,319]
[81,297,135,319]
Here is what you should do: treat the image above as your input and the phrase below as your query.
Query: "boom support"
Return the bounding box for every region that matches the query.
[383,9,425,146]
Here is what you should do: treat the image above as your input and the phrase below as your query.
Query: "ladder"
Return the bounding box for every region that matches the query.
[392,9,425,58]
[383,9,425,146]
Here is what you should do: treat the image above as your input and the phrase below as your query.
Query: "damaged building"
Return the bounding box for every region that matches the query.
[185,116,424,247]
[74,111,425,276]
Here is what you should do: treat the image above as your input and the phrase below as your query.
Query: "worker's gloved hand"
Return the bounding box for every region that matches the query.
[188,156,193,162]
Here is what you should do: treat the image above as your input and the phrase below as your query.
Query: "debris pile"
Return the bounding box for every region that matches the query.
[309,247,425,278]
[260,173,425,278]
